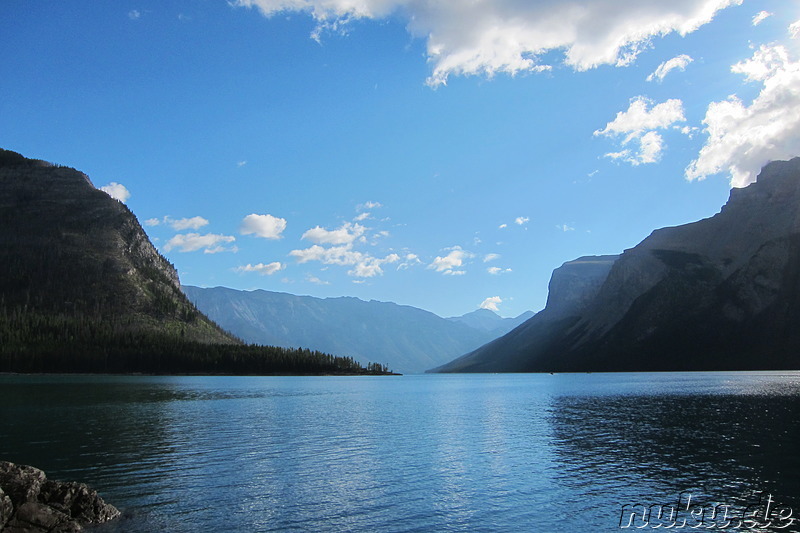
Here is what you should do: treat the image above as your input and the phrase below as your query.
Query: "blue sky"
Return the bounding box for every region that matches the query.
[2,0,799,318]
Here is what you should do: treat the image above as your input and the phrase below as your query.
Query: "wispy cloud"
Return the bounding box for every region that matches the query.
[487,266,512,275]
[356,200,382,211]
[234,0,738,87]
[483,253,500,263]
[752,11,772,26]
[646,54,693,82]
[687,44,800,187]
[514,216,529,226]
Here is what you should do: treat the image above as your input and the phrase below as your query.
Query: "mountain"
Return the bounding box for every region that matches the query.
[433,158,800,373]
[0,149,388,375]
[182,286,531,373]
[447,308,535,337]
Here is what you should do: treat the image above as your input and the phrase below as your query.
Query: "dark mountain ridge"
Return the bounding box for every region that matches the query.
[433,158,800,373]
[0,149,388,375]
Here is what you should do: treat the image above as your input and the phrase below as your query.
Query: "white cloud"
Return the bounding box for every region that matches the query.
[595,96,685,165]
[357,200,382,211]
[428,246,472,275]
[168,216,209,231]
[686,44,800,187]
[480,296,502,312]
[290,243,399,278]
[353,211,371,221]
[234,0,739,87]
[752,11,772,26]
[397,253,422,270]
[301,222,365,245]
[646,54,693,82]
[498,223,508,229]
[144,218,160,227]
[99,182,130,203]
[791,20,800,39]
[306,274,330,285]
[236,262,285,275]
[237,160,247,167]
[348,253,400,277]
[556,224,576,232]
[514,216,529,226]
[128,10,141,20]
[487,266,512,275]
[483,253,500,263]
[240,213,287,239]
[163,233,237,254]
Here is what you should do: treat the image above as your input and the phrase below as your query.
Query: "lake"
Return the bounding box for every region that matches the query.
[2,372,799,532]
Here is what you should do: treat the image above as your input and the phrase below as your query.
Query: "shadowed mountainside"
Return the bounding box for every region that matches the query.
[433,158,800,373]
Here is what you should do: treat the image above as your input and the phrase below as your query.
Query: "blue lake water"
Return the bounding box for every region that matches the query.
[2,372,799,532]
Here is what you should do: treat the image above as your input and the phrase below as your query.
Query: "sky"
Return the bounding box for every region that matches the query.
[2,0,800,318]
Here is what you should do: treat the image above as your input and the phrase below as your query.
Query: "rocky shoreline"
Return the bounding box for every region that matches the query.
[0,461,119,532]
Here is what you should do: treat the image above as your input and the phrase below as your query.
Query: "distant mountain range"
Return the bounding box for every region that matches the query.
[183,286,532,373]
[433,158,800,373]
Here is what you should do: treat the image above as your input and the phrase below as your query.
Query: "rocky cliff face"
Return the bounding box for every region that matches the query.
[434,158,800,373]
[543,255,619,319]
[0,148,234,345]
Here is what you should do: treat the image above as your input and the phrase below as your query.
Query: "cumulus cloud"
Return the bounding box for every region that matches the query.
[290,243,399,278]
[646,54,693,82]
[686,44,800,187]
[163,233,237,254]
[487,266,512,275]
[240,213,287,239]
[236,262,285,275]
[428,246,472,275]
[752,11,772,26]
[234,0,739,87]
[514,216,529,226]
[306,274,330,285]
[99,182,130,203]
[595,96,685,165]
[302,222,365,245]
[480,296,502,312]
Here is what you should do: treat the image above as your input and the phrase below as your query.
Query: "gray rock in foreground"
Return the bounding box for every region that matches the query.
[0,461,119,532]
